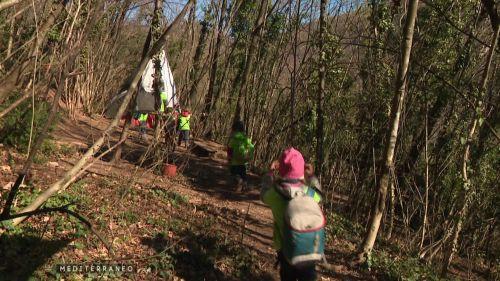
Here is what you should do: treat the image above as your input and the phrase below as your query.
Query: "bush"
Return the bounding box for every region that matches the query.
[326,212,363,242]
[0,97,58,154]
[369,251,449,281]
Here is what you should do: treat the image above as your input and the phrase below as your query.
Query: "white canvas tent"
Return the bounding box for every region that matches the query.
[105,50,177,118]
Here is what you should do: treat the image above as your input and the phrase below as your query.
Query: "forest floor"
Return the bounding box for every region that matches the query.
[0,114,487,280]
[0,114,374,281]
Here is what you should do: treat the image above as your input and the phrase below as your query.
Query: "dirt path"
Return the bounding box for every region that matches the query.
[49,115,371,280]
[55,115,276,255]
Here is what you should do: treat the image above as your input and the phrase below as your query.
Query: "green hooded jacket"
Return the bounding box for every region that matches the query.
[228,132,254,166]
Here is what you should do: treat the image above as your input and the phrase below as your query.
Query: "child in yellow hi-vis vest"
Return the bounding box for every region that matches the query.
[138,113,148,140]
[177,108,191,148]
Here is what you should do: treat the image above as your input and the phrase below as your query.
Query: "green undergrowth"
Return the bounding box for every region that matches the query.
[151,188,189,208]
[368,251,451,281]
[0,96,77,165]
[0,98,59,158]
[1,179,91,236]
[1,175,271,280]
[325,210,452,281]
[0,179,94,280]
[326,212,364,243]
[146,224,266,280]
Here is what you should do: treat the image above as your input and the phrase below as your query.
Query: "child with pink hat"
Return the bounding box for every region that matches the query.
[261,147,322,281]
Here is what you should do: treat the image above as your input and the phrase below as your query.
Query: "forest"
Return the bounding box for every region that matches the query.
[0,0,498,280]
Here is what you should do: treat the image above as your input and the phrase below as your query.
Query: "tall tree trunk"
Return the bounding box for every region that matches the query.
[0,1,67,103]
[419,103,429,248]
[188,11,211,104]
[232,0,268,125]
[441,18,499,276]
[385,176,395,240]
[316,0,327,181]
[112,2,158,163]
[152,0,166,144]
[203,0,227,126]
[290,0,301,142]
[358,0,420,261]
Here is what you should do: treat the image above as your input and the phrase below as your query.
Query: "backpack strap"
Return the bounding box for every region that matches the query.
[273,179,308,200]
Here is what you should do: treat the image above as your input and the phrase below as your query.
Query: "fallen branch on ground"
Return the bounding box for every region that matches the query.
[0,203,113,255]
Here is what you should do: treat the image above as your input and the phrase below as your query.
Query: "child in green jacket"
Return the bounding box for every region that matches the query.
[227,121,254,192]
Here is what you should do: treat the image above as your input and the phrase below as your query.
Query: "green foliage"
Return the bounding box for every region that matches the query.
[173,230,257,279]
[33,139,58,164]
[119,210,139,225]
[371,1,394,34]
[151,188,189,208]
[326,212,363,242]
[265,11,287,42]
[370,251,449,281]
[1,179,90,238]
[231,1,257,40]
[11,185,42,212]
[47,27,61,43]
[148,244,175,279]
[58,143,76,157]
[0,98,58,155]
[165,218,185,233]
[44,180,90,237]
[146,216,167,227]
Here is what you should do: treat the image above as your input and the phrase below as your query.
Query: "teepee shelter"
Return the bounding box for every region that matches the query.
[105,50,177,118]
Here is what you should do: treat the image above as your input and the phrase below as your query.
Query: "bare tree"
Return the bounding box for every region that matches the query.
[202,0,228,125]
[358,0,420,261]
[316,0,327,181]
[233,0,268,125]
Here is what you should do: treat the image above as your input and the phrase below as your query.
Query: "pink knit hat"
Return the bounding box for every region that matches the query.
[279,147,305,179]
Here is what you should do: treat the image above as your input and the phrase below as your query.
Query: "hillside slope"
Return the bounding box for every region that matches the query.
[0,114,373,280]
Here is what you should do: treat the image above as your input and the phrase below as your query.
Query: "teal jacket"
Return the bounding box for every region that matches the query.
[260,175,322,250]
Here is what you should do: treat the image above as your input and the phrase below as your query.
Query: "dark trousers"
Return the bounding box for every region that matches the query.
[278,251,317,281]
[229,165,247,182]
[177,130,190,146]
[139,121,147,135]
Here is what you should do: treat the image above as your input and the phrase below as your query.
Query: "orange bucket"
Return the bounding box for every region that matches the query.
[163,164,177,177]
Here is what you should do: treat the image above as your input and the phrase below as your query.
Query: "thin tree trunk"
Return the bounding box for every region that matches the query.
[152,0,165,144]
[420,102,429,249]
[203,0,227,127]
[316,0,327,183]
[112,7,156,163]
[290,0,301,141]
[232,0,268,124]
[386,176,395,240]
[0,0,25,11]
[441,20,499,276]
[358,0,420,261]
[188,9,211,104]
[0,1,67,103]
[7,18,15,57]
